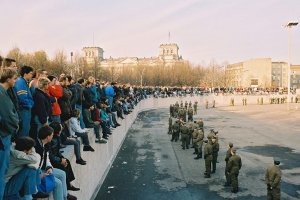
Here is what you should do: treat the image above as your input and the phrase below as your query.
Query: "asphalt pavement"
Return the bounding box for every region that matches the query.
[96,103,300,200]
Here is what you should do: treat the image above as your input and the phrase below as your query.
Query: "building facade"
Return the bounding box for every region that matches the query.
[82,43,184,69]
[291,65,300,89]
[226,58,272,88]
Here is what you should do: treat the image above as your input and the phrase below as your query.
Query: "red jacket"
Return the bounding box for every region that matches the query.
[48,85,63,116]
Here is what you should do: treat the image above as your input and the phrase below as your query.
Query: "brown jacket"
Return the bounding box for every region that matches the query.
[265,165,281,188]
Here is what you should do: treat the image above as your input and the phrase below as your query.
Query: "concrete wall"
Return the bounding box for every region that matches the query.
[61,94,296,200]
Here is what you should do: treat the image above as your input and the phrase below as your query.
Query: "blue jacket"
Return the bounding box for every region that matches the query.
[13,77,34,110]
[0,85,19,137]
[90,85,99,104]
[104,85,114,97]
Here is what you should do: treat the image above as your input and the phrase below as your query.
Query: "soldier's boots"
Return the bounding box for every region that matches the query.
[194,155,202,160]
[204,174,211,178]
[211,170,216,174]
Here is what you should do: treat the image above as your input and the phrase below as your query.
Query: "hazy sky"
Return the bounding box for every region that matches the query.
[1,0,300,65]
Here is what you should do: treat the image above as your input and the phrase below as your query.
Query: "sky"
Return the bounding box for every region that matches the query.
[1,0,300,65]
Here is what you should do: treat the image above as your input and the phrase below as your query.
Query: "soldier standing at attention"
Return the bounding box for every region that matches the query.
[171,120,180,142]
[184,101,188,109]
[180,101,183,108]
[224,142,233,186]
[193,101,198,114]
[168,116,173,135]
[203,139,213,178]
[265,158,281,200]
[193,128,204,159]
[211,135,219,173]
[227,148,242,193]
[197,119,204,131]
[187,107,193,122]
[188,101,192,108]
[180,123,189,150]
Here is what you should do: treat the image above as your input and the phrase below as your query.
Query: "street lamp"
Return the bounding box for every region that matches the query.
[284,21,298,103]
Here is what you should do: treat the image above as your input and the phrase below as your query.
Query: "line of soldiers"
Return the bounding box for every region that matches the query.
[168,105,240,194]
[168,103,282,197]
[169,101,198,122]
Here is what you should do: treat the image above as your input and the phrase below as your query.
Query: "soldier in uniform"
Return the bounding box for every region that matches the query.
[224,142,233,186]
[187,107,193,122]
[211,135,219,173]
[193,101,198,114]
[197,119,204,131]
[203,139,213,178]
[212,100,215,108]
[168,116,173,134]
[169,104,174,117]
[180,123,189,150]
[184,101,188,109]
[188,101,192,108]
[180,101,183,108]
[265,158,282,200]
[226,148,242,193]
[171,120,180,142]
[193,128,204,159]
[205,100,208,109]
[174,102,179,118]
[207,129,217,140]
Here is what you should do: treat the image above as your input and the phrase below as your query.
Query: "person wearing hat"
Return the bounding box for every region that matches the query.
[226,148,242,193]
[192,127,204,159]
[211,135,219,173]
[265,158,282,200]
[171,119,180,142]
[224,142,233,186]
[203,139,213,178]
[180,123,189,150]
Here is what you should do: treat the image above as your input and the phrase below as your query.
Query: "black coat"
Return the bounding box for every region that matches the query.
[32,89,52,124]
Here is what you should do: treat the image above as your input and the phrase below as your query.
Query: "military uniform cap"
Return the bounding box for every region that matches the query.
[228,142,233,148]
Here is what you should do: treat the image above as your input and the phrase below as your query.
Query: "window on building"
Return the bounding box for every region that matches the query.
[251,79,258,86]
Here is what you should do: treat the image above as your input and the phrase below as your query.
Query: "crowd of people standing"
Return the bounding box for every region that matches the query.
[0,57,148,200]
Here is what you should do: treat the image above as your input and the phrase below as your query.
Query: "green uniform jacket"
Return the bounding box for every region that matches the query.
[204,143,213,160]
[172,122,180,133]
[227,155,242,174]
[212,142,219,156]
[265,165,281,188]
[180,125,189,135]
[192,129,204,145]
[225,149,232,162]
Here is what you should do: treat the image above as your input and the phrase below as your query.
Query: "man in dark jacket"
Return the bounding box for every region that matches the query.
[0,69,19,200]
[49,122,79,191]
[58,76,72,122]
[74,78,85,129]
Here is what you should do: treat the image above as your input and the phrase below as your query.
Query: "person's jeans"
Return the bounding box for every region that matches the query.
[51,115,61,123]
[107,96,113,111]
[52,168,67,200]
[75,104,85,129]
[0,135,11,200]
[18,109,31,137]
[4,168,38,198]
[63,138,81,160]
[75,132,89,146]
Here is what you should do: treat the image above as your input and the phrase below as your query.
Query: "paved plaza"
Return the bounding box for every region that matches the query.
[96,102,300,200]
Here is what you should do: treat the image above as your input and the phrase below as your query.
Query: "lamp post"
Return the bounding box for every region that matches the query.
[284,21,298,103]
